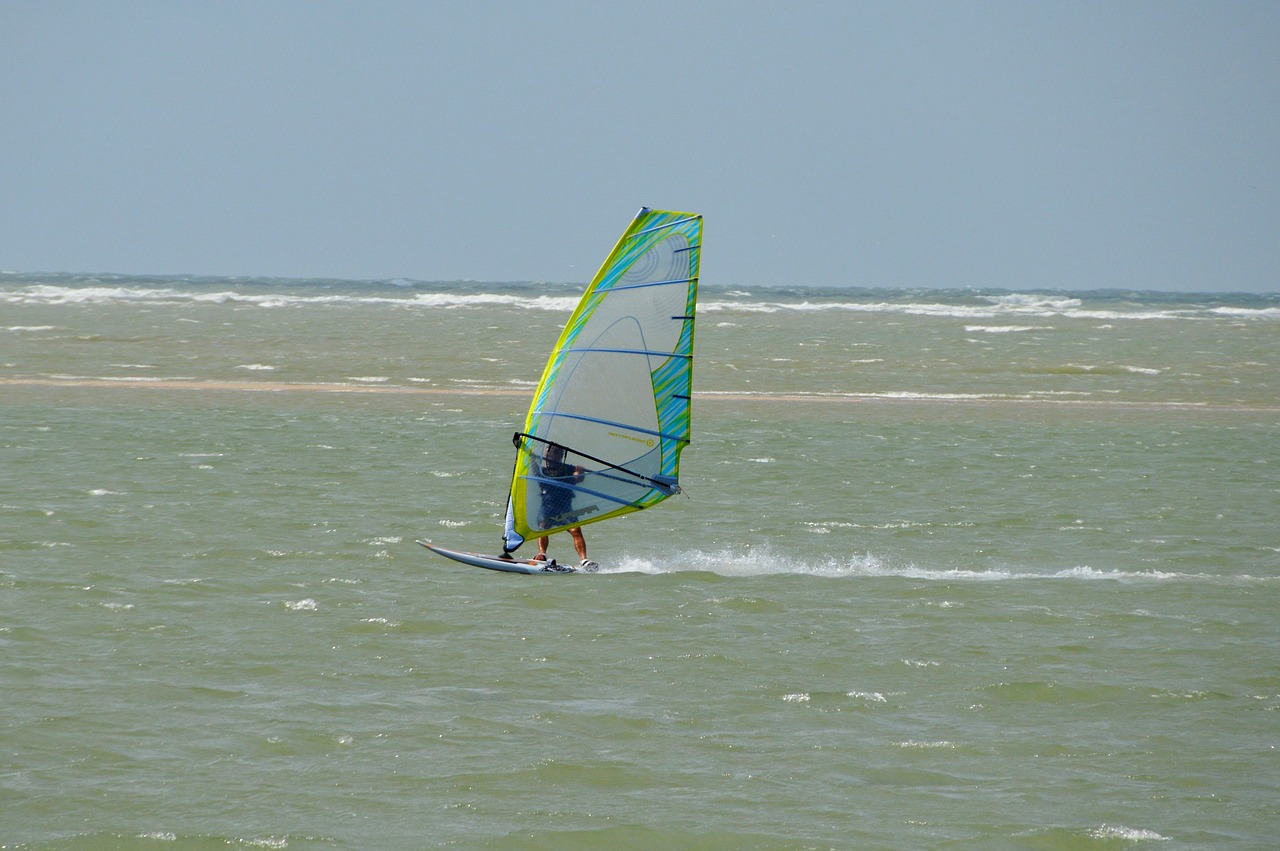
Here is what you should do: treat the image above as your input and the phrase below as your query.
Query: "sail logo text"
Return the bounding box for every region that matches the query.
[610,431,655,447]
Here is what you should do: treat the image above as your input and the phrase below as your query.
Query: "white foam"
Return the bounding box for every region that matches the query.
[700,292,1208,322]
[6,282,1274,326]
[603,546,1275,583]
[964,324,1050,333]
[1209,306,1280,319]
[985,293,1082,311]
[1090,825,1170,842]
[0,283,585,312]
[847,690,888,702]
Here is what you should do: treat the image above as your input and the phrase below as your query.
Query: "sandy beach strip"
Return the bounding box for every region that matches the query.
[3,376,1277,414]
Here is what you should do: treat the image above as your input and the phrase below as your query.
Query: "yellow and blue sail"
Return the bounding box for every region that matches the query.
[504,207,703,552]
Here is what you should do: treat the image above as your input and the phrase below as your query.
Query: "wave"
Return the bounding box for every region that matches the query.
[700,288,1279,321]
[4,277,1276,321]
[698,298,1216,322]
[0,283,584,312]
[965,324,1052,333]
[1026,363,1164,376]
[1210,306,1280,319]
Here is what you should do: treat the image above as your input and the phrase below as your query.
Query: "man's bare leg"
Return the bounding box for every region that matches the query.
[567,527,587,562]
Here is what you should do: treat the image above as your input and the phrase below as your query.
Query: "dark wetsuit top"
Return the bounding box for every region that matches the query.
[538,458,580,527]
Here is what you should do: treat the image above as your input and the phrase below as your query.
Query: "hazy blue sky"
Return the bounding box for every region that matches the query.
[3,1,1277,292]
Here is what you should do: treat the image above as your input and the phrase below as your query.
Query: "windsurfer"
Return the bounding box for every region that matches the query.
[535,444,597,569]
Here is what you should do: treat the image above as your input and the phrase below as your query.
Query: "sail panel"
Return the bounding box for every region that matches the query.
[505,208,702,547]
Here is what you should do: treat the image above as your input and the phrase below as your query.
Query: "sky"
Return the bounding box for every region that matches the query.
[2,1,1277,293]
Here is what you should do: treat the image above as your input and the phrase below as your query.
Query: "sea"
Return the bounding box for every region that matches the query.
[2,273,1278,850]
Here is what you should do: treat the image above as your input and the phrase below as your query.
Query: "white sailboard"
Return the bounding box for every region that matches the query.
[423,207,703,574]
[417,541,581,574]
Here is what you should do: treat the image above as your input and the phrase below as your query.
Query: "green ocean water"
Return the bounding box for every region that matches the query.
[2,276,1278,849]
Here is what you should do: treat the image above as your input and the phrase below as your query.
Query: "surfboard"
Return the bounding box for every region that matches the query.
[417,540,586,574]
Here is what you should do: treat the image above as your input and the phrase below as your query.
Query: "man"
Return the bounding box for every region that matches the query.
[535,443,599,571]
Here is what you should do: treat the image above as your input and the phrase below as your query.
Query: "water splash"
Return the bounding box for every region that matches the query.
[601,546,1274,583]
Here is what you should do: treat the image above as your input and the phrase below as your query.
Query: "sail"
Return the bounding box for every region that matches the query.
[503,207,703,552]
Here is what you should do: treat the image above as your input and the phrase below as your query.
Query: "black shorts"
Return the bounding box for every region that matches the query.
[539,486,577,527]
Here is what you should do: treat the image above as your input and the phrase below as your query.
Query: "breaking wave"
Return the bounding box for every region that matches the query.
[4,276,1276,323]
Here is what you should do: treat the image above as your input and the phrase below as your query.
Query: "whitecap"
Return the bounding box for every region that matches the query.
[0,283,591,314]
[964,324,1050,333]
[984,292,1082,311]
[847,690,887,702]
[1090,825,1170,842]
[1209,306,1280,319]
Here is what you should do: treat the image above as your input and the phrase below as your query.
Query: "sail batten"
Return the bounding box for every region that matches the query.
[503,208,703,552]
[635,215,701,235]
[533,411,689,444]
[520,479,653,510]
[514,431,684,489]
[610,277,697,291]
[563,347,692,359]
